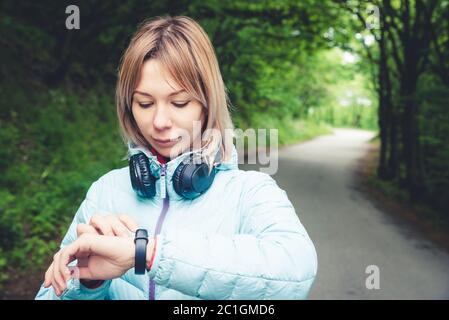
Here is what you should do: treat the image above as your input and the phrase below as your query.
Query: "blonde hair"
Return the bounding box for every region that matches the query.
[116,15,235,168]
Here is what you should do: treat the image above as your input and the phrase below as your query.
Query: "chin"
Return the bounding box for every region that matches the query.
[153,146,171,156]
[161,145,185,159]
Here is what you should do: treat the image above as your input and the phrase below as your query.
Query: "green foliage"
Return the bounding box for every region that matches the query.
[0,86,126,290]
[0,1,370,293]
[1,0,447,298]
[417,75,449,212]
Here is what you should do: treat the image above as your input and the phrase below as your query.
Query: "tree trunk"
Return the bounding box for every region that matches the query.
[377,23,389,179]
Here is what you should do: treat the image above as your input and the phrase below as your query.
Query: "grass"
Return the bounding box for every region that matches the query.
[358,141,449,254]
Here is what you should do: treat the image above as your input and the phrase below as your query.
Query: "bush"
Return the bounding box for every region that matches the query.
[0,86,126,290]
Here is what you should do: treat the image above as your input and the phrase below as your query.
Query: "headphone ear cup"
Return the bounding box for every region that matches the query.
[129,153,156,199]
[172,158,217,199]
[172,162,188,198]
[192,163,216,194]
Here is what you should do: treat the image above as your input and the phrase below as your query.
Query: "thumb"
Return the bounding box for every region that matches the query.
[118,215,139,233]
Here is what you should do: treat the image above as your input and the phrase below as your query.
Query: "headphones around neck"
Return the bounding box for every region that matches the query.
[129,148,221,200]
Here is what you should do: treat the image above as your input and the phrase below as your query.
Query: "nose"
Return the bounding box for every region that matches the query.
[152,104,172,130]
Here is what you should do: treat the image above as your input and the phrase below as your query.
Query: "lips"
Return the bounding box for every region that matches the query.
[154,136,181,143]
[152,136,181,147]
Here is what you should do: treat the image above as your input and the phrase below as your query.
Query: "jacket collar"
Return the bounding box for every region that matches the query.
[128,142,239,200]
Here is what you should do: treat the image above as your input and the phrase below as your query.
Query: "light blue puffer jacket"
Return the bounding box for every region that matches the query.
[35,144,317,300]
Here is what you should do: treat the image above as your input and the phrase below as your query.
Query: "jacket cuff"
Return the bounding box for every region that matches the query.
[61,278,111,300]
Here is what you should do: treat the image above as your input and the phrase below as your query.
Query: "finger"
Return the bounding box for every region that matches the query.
[76,223,99,237]
[49,265,61,297]
[108,217,130,237]
[89,214,114,236]
[51,277,60,296]
[62,235,95,281]
[62,234,127,276]
[59,249,73,285]
[59,234,92,277]
[118,214,139,233]
[76,223,98,260]
[46,261,57,294]
[44,262,54,288]
[52,252,65,295]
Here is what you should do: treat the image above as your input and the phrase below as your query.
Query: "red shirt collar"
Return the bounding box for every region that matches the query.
[149,145,170,164]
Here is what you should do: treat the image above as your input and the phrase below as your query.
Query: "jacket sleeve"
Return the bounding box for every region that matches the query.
[148,171,318,300]
[35,179,112,300]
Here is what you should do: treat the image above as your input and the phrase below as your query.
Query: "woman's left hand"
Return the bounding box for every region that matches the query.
[44,233,135,296]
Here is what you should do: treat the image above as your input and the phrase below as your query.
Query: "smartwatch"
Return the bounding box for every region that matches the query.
[134,229,149,275]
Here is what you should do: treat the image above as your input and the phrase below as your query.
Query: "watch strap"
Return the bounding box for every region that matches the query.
[134,229,149,275]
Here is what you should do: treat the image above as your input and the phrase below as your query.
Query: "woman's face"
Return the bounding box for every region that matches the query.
[131,59,206,159]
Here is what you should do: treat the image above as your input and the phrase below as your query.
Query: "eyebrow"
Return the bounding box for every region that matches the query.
[132,89,186,98]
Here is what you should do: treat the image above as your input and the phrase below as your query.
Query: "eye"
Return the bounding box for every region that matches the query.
[172,101,190,108]
[138,102,153,109]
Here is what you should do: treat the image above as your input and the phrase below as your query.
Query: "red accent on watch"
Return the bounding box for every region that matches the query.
[148,236,157,271]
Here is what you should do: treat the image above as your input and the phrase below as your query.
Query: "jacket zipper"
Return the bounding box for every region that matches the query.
[149,163,170,300]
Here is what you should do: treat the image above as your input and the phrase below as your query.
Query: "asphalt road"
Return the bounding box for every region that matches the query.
[240,128,449,299]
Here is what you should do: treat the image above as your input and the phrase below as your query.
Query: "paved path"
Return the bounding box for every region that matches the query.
[240,128,449,299]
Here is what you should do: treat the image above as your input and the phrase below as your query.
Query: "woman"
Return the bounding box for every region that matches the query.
[35,15,317,300]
